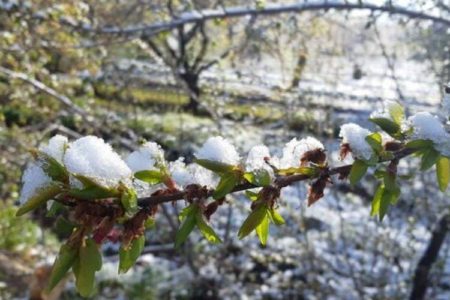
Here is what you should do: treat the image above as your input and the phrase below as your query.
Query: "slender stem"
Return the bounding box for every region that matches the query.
[137,147,415,207]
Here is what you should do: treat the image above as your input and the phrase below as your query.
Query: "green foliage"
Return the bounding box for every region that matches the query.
[16,183,62,216]
[365,132,383,154]
[175,204,222,248]
[36,151,69,183]
[0,203,39,251]
[195,212,222,244]
[67,175,120,200]
[134,170,163,185]
[47,243,78,292]
[369,118,401,137]
[420,148,440,171]
[268,208,285,226]
[238,203,285,245]
[436,156,450,192]
[370,178,400,222]
[243,170,271,187]
[349,160,368,186]
[194,159,235,174]
[255,213,270,245]
[277,166,317,176]
[175,205,198,248]
[73,238,102,297]
[388,102,405,124]
[119,235,145,274]
[238,204,268,240]
[213,171,241,199]
[120,184,138,214]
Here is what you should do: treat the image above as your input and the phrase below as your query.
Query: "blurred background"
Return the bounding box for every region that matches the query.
[0,0,449,299]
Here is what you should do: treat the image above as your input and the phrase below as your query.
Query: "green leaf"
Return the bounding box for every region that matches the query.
[194,159,235,174]
[174,205,198,248]
[16,183,62,216]
[38,152,69,183]
[255,212,270,246]
[238,204,267,240]
[405,139,433,150]
[73,238,102,298]
[383,172,397,192]
[421,148,440,171]
[373,169,387,179]
[144,217,156,229]
[47,243,78,292]
[268,208,285,226]
[379,190,398,221]
[134,170,163,184]
[195,212,222,244]
[243,172,255,184]
[69,174,119,199]
[119,235,145,274]
[212,172,240,199]
[178,205,194,221]
[67,185,117,200]
[349,160,368,186]
[436,156,450,192]
[388,102,405,125]
[365,133,383,153]
[46,201,64,217]
[277,166,317,176]
[120,186,138,213]
[370,184,384,217]
[244,170,271,187]
[245,190,259,201]
[369,118,400,136]
[54,217,76,236]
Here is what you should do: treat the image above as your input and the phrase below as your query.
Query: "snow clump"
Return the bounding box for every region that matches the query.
[63,136,132,188]
[279,137,324,168]
[195,136,240,165]
[126,141,165,172]
[339,123,373,161]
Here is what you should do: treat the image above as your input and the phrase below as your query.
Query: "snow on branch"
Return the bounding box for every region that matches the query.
[13,93,450,297]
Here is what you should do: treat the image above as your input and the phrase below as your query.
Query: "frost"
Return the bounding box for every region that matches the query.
[19,163,52,205]
[170,159,218,188]
[39,135,68,163]
[169,158,192,188]
[188,164,218,188]
[126,141,165,172]
[370,100,401,121]
[279,137,324,168]
[406,112,448,144]
[63,136,132,187]
[19,135,69,205]
[195,136,240,165]
[339,123,373,161]
[245,145,272,172]
[442,87,450,120]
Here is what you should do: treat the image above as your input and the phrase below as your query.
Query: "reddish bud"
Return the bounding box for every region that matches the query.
[301,148,327,166]
[339,143,351,161]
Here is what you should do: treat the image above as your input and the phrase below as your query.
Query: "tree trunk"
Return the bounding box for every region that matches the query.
[179,71,213,117]
[409,213,449,300]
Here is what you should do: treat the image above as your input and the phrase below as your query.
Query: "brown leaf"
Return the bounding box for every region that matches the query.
[307,176,330,206]
[339,143,352,161]
[300,149,327,166]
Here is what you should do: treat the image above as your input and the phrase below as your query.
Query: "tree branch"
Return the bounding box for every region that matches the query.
[137,147,415,207]
[58,2,450,37]
[0,66,89,119]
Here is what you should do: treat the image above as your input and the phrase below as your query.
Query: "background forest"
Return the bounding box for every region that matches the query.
[1,0,450,299]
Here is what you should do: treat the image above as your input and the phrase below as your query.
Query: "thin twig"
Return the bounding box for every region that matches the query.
[137,147,415,207]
